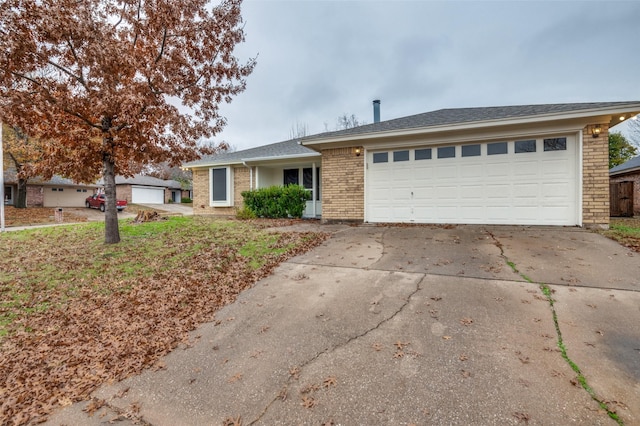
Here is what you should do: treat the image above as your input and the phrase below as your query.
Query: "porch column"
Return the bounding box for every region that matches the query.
[312,162,317,217]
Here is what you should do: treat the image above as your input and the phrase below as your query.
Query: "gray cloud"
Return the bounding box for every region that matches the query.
[213,0,640,150]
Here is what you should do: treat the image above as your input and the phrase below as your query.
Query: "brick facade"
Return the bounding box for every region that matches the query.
[26,185,44,207]
[610,173,640,216]
[320,147,364,223]
[116,185,133,203]
[192,166,249,216]
[582,124,610,228]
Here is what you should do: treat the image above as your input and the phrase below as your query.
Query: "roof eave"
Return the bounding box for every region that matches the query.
[610,166,640,177]
[183,152,321,169]
[302,104,640,148]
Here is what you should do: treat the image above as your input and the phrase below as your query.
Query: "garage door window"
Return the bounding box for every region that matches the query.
[373,152,388,163]
[210,167,233,206]
[487,142,508,155]
[515,140,536,153]
[543,137,567,151]
[438,146,456,159]
[393,150,410,162]
[415,148,432,160]
[462,144,481,157]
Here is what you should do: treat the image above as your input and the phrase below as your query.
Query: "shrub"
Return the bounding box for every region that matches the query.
[242,185,311,218]
[236,207,257,220]
[181,197,192,203]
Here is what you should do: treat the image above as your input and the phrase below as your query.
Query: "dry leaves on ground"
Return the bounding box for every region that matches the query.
[0,218,329,425]
[3,206,88,226]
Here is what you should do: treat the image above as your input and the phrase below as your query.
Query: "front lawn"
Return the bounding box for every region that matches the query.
[0,216,328,425]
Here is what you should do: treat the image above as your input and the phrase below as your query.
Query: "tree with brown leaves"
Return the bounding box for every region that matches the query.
[0,0,255,243]
[2,125,43,208]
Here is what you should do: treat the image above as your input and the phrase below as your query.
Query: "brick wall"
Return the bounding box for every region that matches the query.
[610,173,640,216]
[582,124,610,228]
[116,185,132,203]
[321,147,364,223]
[27,185,44,207]
[192,166,249,216]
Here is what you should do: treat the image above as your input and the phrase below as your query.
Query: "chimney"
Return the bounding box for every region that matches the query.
[373,99,381,123]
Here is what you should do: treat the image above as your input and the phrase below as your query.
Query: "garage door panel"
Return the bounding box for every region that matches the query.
[132,187,164,204]
[366,136,577,225]
[435,165,457,179]
[460,164,483,179]
[460,185,484,199]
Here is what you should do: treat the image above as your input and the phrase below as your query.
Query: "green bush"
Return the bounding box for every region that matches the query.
[236,207,257,220]
[181,197,192,203]
[241,185,311,218]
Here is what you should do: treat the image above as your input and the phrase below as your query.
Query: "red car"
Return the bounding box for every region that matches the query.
[85,194,127,212]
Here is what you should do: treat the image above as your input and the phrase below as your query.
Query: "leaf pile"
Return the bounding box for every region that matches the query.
[0,217,329,425]
[3,206,88,226]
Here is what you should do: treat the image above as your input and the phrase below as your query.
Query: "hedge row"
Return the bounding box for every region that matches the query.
[241,185,311,218]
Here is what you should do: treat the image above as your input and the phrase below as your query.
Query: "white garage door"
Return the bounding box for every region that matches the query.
[366,136,578,225]
[132,186,165,204]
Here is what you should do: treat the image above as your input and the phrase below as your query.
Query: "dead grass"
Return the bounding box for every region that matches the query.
[601,217,640,252]
[2,206,88,226]
[0,216,329,425]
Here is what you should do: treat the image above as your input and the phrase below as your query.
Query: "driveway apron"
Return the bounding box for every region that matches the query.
[45,225,640,425]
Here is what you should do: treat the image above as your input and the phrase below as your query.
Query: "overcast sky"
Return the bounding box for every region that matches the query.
[213,0,640,151]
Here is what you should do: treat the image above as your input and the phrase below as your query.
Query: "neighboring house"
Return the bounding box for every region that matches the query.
[610,155,640,216]
[3,168,94,207]
[183,101,640,228]
[105,174,186,204]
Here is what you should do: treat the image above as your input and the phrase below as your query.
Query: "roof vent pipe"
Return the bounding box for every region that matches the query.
[373,99,381,123]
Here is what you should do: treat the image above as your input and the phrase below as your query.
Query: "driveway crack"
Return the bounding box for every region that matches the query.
[248,273,424,425]
[485,229,624,425]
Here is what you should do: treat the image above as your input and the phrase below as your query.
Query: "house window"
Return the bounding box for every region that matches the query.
[210,167,233,206]
[544,137,567,151]
[487,142,508,155]
[415,148,432,160]
[52,188,57,192]
[438,146,455,159]
[393,150,410,162]
[515,140,536,153]
[303,167,321,201]
[373,152,388,163]
[462,144,481,157]
[283,169,299,185]
[4,186,12,203]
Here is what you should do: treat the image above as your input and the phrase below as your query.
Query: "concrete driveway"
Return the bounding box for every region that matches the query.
[46,225,640,425]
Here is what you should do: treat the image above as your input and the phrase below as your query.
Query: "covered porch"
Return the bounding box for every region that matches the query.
[244,155,321,219]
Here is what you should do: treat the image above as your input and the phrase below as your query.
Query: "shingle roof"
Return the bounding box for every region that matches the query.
[96,174,182,188]
[3,168,96,186]
[183,138,317,167]
[610,155,640,175]
[182,101,640,168]
[302,102,640,141]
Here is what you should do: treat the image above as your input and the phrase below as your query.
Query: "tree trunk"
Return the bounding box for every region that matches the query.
[15,177,28,208]
[103,156,121,244]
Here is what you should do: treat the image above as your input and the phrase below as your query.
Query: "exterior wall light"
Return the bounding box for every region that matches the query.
[591,124,602,138]
[354,147,362,156]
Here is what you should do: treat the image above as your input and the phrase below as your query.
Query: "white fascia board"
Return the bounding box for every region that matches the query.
[241,152,321,165]
[184,160,245,169]
[183,153,321,169]
[302,104,640,148]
